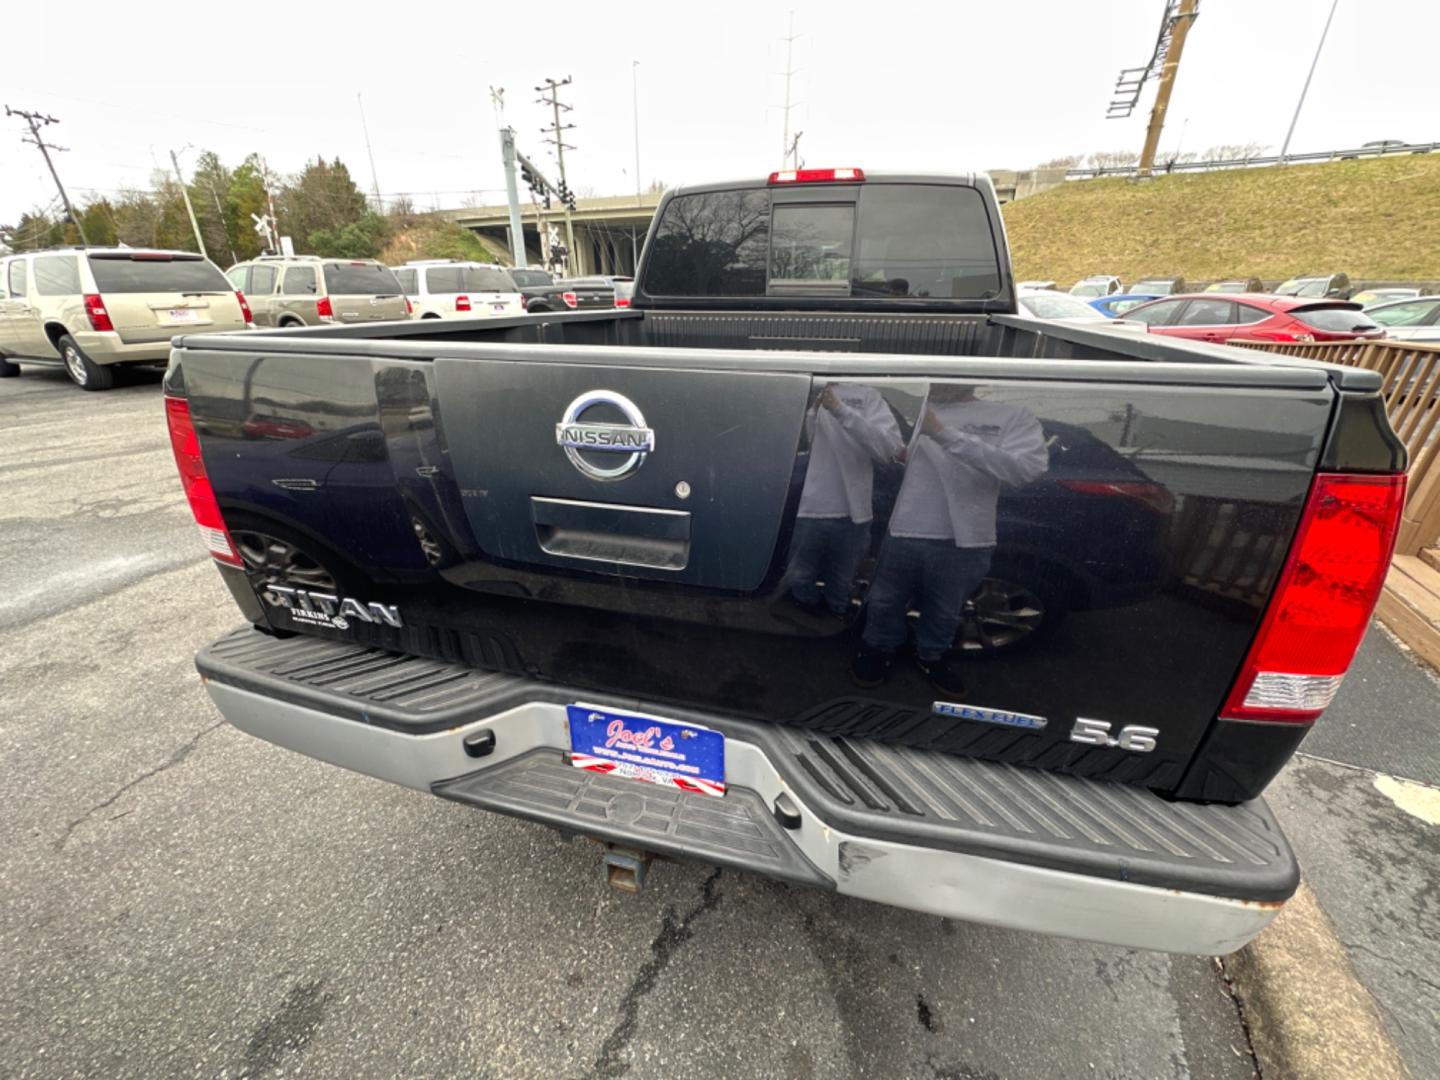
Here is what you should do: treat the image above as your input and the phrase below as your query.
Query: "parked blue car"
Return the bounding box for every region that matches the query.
[1089,293,1162,318]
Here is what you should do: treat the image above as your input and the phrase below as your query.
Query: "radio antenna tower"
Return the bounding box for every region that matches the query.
[778,12,801,169]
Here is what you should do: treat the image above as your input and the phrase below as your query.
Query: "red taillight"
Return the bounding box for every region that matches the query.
[768,167,866,184]
[562,291,578,309]
[1220,473,1406,723]
[520,295,529,310]
[235,291,253,326]
[316,296,334,319]
[164,396,242,567]
[83,294,114,333]
[404,296,413,316]
[1058,479,1176,515]
[614,296,631,308]
[455,294,472,312]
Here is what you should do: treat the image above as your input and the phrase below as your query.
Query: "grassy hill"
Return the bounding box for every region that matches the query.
[1001,154,1440,286]
[378,215,508,266]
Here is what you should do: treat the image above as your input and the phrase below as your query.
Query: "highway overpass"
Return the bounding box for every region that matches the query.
[441,169,1066,276]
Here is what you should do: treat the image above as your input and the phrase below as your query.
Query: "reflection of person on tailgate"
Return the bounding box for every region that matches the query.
[784,384,903,617]
[853,384,1048,694]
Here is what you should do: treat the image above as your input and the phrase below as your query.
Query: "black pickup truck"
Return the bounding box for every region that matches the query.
[506,267,614,313]
[167,169,1406,954]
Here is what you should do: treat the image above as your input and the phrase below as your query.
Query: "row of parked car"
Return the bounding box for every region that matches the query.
[1017,279,1440,345]
[0,246,629,390]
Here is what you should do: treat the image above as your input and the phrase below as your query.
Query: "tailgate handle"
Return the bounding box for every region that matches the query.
[531,497,689,571]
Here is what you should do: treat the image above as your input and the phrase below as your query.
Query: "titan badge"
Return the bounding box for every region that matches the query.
[261,585,402,631]
[555,389,654,481]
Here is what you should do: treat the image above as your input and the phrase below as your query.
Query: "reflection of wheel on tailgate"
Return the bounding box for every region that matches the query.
[954,565,1071,654]
[59,334,115,391]
[225,513,361,600]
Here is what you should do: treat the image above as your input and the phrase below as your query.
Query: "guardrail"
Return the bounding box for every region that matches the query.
[1064,141,1439,180]
[1229,339,1440,556]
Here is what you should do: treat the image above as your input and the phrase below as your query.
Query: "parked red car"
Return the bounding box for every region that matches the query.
[1121,293,1385,344]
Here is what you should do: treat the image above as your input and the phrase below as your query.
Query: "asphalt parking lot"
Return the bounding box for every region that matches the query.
[0,363,1433,1080]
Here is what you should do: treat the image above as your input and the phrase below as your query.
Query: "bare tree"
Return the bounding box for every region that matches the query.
[1036,155,1084,169]
[1201,143,1270,162]
[1087,150,1141,170]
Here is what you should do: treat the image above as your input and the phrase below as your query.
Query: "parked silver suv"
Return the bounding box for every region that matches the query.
[224,255,409,327]
[0,247,250,390]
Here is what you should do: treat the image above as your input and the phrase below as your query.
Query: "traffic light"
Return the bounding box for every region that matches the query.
[520,161,535,189]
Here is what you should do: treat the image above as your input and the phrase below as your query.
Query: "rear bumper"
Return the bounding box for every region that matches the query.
[73,327,248,365]
[198,627,1298,955]
[73,331,173,365]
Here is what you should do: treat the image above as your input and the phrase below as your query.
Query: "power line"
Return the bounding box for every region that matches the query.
[5,105,89,244]
[357,92,383,211]
[1280,0,1340,163]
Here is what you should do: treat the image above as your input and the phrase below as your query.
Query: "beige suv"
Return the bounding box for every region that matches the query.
[0,247,250,390]
[224,255,410,328]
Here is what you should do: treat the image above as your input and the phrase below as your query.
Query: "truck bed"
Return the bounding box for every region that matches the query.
[171,309,1395,804]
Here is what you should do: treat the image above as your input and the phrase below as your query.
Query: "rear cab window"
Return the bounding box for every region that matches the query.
[325,263,401,295]
[641,182,1003,302]
[86,254,231,293]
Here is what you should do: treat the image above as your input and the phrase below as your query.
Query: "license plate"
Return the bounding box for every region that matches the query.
[492,303,507,313]
[166,308,199,323]
[567,704,726,796]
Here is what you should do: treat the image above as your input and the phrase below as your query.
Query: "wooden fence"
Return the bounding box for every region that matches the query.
[1229,338,1440,556]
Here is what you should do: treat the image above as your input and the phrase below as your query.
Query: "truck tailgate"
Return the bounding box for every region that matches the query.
[179,345,1337,798]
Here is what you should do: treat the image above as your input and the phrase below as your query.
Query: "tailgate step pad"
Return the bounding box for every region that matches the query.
[775,729,1294,899]
[199,626,1297,901]
[435,750,830,888]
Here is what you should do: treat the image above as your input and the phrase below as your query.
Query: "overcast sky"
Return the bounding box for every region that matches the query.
[4,0,1436,222]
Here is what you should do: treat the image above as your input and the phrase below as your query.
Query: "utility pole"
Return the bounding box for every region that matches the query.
[537,76,577,273]
[1137,0,1199,178]
[357,92,383,211]
[498,127,528,268]
[778,11,799,168]
[1280,0,1340,163]
[6,105,88,244]
[169,148,207,258]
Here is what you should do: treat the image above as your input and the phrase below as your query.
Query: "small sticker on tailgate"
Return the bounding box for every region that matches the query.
[566,704,725,797]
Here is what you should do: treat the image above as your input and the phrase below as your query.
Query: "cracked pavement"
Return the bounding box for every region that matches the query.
[0,361,1428,1079]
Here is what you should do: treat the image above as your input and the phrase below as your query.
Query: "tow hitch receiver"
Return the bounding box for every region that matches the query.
[603,844,653,893]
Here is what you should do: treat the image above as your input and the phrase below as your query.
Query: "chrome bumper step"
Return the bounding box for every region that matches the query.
[199,626,1299,954]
